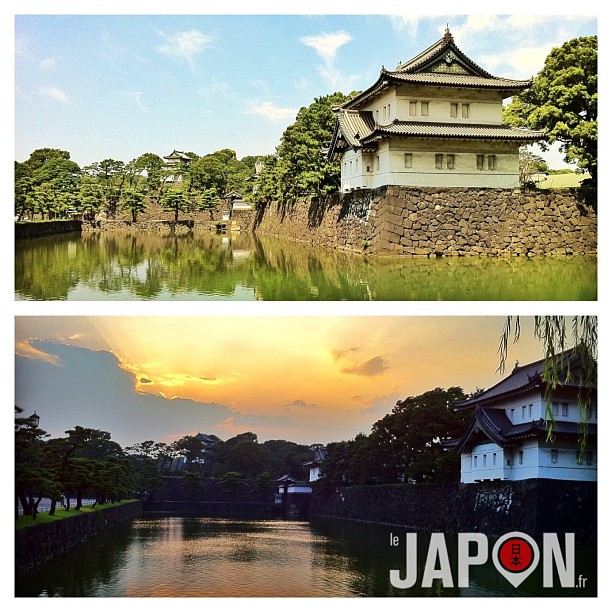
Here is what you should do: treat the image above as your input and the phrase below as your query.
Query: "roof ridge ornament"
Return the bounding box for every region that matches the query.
[444,25,453,43]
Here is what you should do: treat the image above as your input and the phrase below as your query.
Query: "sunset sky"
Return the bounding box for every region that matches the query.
[14,316,548,448]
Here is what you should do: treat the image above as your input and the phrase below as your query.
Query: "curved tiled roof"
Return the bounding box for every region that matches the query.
[343,30,532,111]
[336,110,376,148]
[453,348,596,411]
[383,72,532,89]
[447,408,597,453]
[394,28,495,78]
[362,121,544,142]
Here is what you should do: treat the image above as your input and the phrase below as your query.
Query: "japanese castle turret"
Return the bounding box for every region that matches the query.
[328,28,545,192]
[443,349,597,483]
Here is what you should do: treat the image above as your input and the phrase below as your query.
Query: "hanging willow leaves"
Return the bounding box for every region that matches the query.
[498,316,597,459]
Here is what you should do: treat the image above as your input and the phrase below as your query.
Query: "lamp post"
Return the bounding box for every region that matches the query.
[28,412,40,428]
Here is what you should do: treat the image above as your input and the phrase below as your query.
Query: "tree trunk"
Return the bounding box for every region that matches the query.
[49,498,57,516]
[32,497,42,520]
[18,491,31,516]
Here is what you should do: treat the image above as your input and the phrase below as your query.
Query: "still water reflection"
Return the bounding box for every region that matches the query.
[15,231,596,300]
[16,516,596,597]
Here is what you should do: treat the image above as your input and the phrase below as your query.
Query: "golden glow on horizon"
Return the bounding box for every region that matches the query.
[15,316,546,433]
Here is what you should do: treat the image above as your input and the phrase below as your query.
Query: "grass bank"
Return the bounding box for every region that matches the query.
[16,499,139,530]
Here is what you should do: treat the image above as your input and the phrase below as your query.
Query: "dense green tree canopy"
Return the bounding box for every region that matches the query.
[253,92,355,204]
[187,149,251,196]
[504,36,597,188]
[319,387,470,486]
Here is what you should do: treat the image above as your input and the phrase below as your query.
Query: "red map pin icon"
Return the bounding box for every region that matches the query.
[492,532,540,588]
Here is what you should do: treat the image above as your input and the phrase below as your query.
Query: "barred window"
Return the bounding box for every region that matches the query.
[446,154,455,170]
[435,154,444,170]
[421,101,429,117]
[487,155,497,170]
[404,153,413,169]
[462,103,470,118]
[450,103,458,118]
[476,154,484,170]
[409,101,417,116]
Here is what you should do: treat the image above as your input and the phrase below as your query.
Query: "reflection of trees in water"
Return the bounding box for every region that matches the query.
[15,516,596,596]
[15,521,134,596]
[15,231,597,300]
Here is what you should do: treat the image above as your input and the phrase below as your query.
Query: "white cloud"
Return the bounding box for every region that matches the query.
[301,30,358,90]
[294,76,314,93]
[117,90,148,113]
[480,46,552,79]
[15,36,33,59]
[300,30,352,64]
[200,80,233,97]
[39,86,71,105]
[449,15,596,78]
[245,101,298,123]
[39,57,57,70]
[389,16,428,40]
[157,30,215,66]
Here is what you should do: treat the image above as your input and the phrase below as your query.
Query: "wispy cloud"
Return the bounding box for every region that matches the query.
[341,356,389,377]
[199,80,233,98]
[331,347,359,361]
[301,30,358,90]
[451,15,595,78]
[389,16,428,40]
[39,86,71,105]
[15,340,61,365]
[300,30,352,64]
[245,101,297,123]
[283,399,320,411]
[39,57,57,70]
[157,29,215,66]
[117,90,148,113]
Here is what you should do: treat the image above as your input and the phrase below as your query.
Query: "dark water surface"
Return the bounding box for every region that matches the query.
[15,231,596,300]
[16,516,596,597]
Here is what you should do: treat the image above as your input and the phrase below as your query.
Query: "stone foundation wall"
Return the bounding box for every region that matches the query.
[15,220,82,239]
[311,480,596,542]
[83,200,256,234]
[253,187,597,256]
[15,501,142,577]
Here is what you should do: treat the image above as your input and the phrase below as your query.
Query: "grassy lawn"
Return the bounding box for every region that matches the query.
[539,173,589,189]
[16,499,138,530]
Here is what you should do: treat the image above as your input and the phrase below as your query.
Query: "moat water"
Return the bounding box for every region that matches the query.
[15,231,596,301]
[15,516,596,597]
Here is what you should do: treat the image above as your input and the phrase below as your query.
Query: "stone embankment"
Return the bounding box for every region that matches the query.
[16,188,596,257]
[310,479,596,541]
[15,220,81,239]
[15,501,142,577]
[254,187,597,256]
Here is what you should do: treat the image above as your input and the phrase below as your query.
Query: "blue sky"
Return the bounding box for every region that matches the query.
[13,9,597,168]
